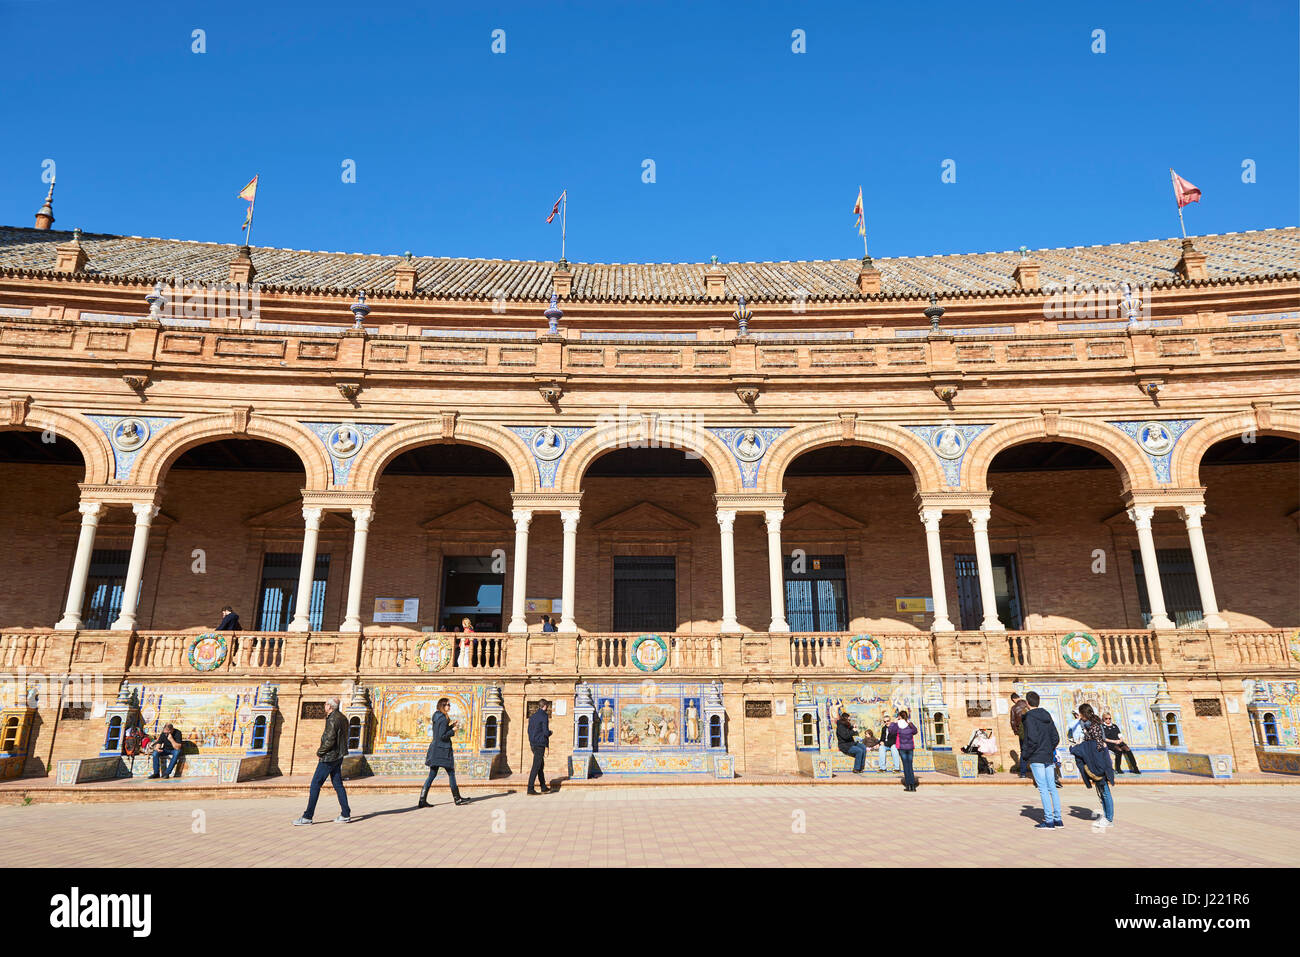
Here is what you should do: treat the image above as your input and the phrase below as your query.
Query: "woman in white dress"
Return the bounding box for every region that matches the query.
[457,618,474,667]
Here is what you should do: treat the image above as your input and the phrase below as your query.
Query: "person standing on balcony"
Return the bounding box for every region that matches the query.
[1009,693,1030,778]
[457,618,475,668]
[294,696,351,826]
[890,710,920,791]
[527,699,553,795]
[541,615,557,633]
[216,606,241,631]
[1021,692,1063,829]
[418,697,467,807]
[1103,712,1141,774]
[835,712,869,774]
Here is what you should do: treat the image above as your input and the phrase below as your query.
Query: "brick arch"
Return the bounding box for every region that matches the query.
[555,421,738,494]
[963,415,1156,493]
[347,419,534,493]
[1173,409,1300,487]
[1,406,114,485]
[131,413,333,490]
[761,420,946,494]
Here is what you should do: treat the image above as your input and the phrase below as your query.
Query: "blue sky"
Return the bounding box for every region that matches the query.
[2,0,1295,263]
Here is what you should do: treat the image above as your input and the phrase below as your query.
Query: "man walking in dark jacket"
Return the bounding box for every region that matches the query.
[1021,691,1063,829]
[527,699,552,795]
[294,696,352,825]
[1009,692,1030,778]
[418,697,467,807]
[216,606,240,631]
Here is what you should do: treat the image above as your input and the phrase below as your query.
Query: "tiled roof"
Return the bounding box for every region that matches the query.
[0,225,1295,302]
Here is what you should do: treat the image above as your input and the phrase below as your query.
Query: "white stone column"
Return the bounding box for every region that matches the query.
[558,509,579,633]
[288,507,324,632]
[920,507,954,632]
[968,507,1004,631]
[717,509,740,633]
[1178,504,1229,630]
[1128,505,1175,630]
[508,509,533,634]
[55,501,103,630]
[764,509,790,633]
[110,502,160,631]
[340,506,374,633]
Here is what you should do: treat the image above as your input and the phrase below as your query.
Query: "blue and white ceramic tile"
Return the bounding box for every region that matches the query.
[707,426,789,489]
[85,414,181,482]
[904,423,992,488]
[508,425,591,488]
[302,421,393,486]
[1107,419,1198,484]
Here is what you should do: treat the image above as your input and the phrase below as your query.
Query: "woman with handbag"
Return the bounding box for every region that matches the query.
[1069,703,1116,828]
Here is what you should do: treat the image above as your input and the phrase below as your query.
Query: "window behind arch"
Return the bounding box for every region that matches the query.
[932,712,947,747]
[1165,712,1180,747]
[800,713,815,747]
[484,715,499,750]
[709,714,722,749]
[252,715,268,751]
[105,716,123,752]
[576,715,590,750]
[347,716,361,750]
[1263,712,1279,747]
[1,717,19,751]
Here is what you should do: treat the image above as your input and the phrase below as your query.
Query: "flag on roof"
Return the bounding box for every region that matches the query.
[546,190,566,224]
[239,176,259,203]
[853,187,865,237]
[1171,170,1201,208]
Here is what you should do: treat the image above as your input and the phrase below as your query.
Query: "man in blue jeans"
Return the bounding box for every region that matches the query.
[835,713,869,773]
[294,696,352,825]
[148,724,183,779]
[1021,691,1063,829]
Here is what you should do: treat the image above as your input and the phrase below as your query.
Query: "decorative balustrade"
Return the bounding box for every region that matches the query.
[358,633,507,673]
[1219,630,1297,668]
[0,626,1288,680]
[0,632,54,669]
[1002,630,1161,672]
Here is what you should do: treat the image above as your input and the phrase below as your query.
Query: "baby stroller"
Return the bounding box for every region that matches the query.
[962,730,997,775]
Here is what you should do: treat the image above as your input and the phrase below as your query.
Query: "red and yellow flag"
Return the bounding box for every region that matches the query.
[239,176,259,203]
[853,187,865,237]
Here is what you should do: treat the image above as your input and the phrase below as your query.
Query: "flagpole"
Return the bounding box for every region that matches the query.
[561,190,567,263]
[859,184,869,260]
[1169,168,1187,239]
[244,197,256,248]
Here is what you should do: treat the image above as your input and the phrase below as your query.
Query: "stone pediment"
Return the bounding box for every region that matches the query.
[245,500,352,531]
[988,503,1038,527]
[422,500,514,532]
[593,501,697,531]
[783,501,866,530]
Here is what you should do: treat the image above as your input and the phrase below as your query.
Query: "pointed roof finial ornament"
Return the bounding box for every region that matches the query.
[1018,245,1029,259]
[732,294,751,336]
[544,291,563,335]
[924,292,945,335]
[35,177,56,230]
[350,290,370,328]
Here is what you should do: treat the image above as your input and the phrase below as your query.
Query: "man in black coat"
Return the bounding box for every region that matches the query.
[294,696,352,825]
[216,606,241,631]
[527,699,552,795]
[1021,691,1063,828]
[418,697,467,807]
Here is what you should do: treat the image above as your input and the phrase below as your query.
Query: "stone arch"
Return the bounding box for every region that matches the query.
[131,412,333,490]
[347,419,535,493]
[963,415,1156,493]
[760,419,946,494]
[1173,409,1300,488]
[0,405,114,485]
[555,420,738,494]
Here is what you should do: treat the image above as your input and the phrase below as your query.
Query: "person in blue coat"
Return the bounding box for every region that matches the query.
[418,698,467,807]
[527,699,553,795]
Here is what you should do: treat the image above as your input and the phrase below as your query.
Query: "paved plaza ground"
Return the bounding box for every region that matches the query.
[1,782,1297,867]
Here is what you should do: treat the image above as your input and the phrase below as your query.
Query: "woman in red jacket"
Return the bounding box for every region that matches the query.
[890,709,921,791]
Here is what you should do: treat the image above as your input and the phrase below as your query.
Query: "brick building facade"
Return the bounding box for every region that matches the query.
[0,204,1296,784]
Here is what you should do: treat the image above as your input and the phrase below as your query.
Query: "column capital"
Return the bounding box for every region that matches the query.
[131,501,160,521]
[763,508,783,531]
[512,508,534,531]
[716,508,737,532]
[968,506,991,530]
[1126,504,1155,528]
[78,501,104,520]
[302,506,324,529]
[350,506,374,531]
[560,508,580,532]
[919,506,944,530]
[1178,504,1206,526]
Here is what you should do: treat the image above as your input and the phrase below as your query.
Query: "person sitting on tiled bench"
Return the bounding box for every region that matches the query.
[148,724,184,779]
